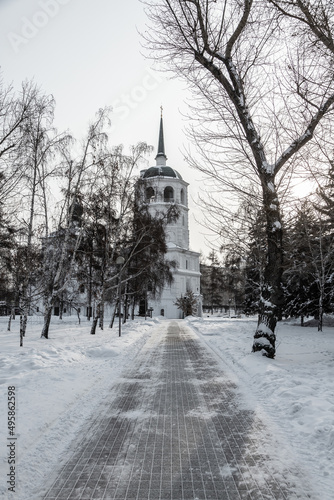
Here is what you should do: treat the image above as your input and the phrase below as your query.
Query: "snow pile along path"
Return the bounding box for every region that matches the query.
[187,315,334,500]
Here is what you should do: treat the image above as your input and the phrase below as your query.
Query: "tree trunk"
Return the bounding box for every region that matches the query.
[41,305,52,339]
[22,312,27,337]
[318,311,323,332]
[99,299,104,330]
[19,314,26,347]
[144,289,147,320]
[318,247,325,332]
[18,286,28,338]
[90,303,100,335]
[318,293,323,332]
[90,316,98,335]
[109,301,118,328]
[87,255,93,321]
[20,311,28,346]
[131,298,135,320]
[252,179,283,359]
[123,291,128,324]
[59,294,63,320]
[7,312,12,331]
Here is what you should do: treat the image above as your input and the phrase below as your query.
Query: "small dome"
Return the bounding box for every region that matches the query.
[143,166,183,180]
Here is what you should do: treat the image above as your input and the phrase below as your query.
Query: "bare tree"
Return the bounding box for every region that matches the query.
[17,93,69,346]
[85,142,178,334]
[143,0,334,357]
[269,0,334,54]
[84,142,153,335]
[0,78,69,345]
[40,108,111,339]
[0,79,41,203]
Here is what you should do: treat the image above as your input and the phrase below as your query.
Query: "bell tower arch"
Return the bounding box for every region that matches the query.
[141,112,190,250]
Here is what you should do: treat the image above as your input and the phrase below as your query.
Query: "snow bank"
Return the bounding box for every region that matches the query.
[187,315,334,500]
[0,315,157,499]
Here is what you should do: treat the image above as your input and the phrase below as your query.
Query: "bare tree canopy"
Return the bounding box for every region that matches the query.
[0,79,43,202]
[142,0,334,357]
[269,0,334,53]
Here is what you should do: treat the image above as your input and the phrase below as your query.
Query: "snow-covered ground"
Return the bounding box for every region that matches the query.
[0,314,333,499]
[189,315,334,500]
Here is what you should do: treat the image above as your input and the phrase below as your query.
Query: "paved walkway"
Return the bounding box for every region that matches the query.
[43,321,311,500]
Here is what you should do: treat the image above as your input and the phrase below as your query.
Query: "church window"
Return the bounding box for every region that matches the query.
[186,259,188,269]
[145,186,155,202]
[180,188,185,204]
[164,186,174,202]
[168,231,176,243]
[182,215,185,226]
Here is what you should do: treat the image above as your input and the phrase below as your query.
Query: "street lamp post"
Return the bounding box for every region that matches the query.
[116,256,125,337]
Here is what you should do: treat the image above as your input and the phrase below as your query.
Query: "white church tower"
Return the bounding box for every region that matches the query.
[140,111,202,319]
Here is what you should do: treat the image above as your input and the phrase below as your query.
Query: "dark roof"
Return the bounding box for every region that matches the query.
[142,166,183,180]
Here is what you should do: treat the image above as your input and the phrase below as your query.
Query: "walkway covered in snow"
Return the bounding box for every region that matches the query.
[43,320,311,500]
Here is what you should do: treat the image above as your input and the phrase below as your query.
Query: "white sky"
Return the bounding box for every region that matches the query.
[0,0,213,256]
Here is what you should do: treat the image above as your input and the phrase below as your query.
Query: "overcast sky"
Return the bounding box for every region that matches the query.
[0,0,213,256]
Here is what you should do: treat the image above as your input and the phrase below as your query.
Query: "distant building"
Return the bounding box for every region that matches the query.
[139,112,202,319]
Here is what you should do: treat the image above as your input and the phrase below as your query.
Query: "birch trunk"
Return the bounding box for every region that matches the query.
[20,133,38,341]
[7,310,13,331]
[41,304,53,339]
[19,313,27,347]
[19,297,28,340]
[318,284,324,332]
[99,298,104,330]
[90,303,100,335]
[109,301,118,328]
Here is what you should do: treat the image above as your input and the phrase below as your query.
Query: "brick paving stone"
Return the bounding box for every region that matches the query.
[43,321,313,500]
